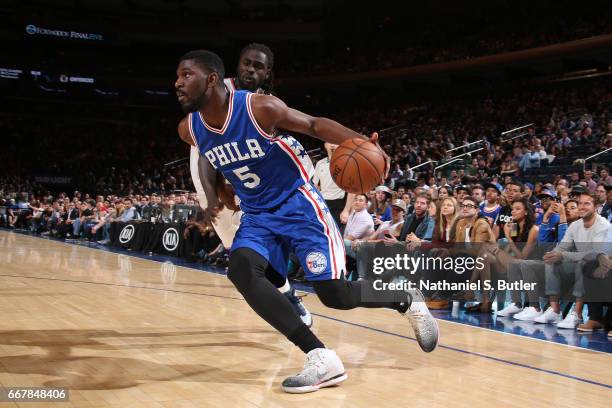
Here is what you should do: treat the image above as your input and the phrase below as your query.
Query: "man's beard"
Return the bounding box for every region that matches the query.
[180,92,206,114]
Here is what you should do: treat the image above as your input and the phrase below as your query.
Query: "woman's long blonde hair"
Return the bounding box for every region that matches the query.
[435,197,459,240]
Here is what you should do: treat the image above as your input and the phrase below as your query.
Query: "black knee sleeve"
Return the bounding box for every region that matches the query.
[227,248,310,340]
[313,279,407,311]
[313,279,361,310]
[227,247,267,290]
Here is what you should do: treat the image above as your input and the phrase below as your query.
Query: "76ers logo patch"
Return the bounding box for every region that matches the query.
[306,251,327,275]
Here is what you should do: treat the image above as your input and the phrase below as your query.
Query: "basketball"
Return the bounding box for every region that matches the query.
[330,138,386,194]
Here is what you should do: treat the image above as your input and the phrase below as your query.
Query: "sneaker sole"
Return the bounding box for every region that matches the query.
[556,324,579,329]
[408,308,440,353]
[408,290,440,353]
[576,327,600,332]
[281,373,347,394]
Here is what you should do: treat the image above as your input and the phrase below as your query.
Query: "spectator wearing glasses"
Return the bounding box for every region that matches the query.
[454,197,495,244]
[452,196,496,307]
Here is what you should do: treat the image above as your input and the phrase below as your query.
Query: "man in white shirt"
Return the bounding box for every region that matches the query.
[351,199,406,280]
[313,142,354,230]
[538,192,611,329]
[344,194,374,259]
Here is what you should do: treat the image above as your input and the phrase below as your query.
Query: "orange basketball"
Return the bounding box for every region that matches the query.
[330,138,386,194]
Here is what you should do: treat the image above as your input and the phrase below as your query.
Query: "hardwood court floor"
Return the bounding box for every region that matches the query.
[0,230,610,408]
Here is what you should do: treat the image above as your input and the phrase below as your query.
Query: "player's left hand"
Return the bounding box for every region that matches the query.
[369,132,390,182]
[202,206,220,226]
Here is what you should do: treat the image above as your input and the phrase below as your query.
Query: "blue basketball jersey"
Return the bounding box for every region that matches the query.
[188,90,314,213]
[479,202,501,222]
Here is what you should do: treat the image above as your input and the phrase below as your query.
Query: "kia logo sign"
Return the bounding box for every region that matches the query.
[119,225,135,244]
[26,24,37,35]
[162,228,179,251]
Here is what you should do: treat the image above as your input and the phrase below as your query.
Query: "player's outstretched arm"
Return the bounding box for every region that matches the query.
[251,94,367,145]
[251,94,389,179]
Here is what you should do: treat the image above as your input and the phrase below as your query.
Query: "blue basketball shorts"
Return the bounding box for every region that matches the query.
[231,183,346,281]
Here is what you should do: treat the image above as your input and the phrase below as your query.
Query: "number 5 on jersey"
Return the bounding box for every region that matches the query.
[233,166,260,188]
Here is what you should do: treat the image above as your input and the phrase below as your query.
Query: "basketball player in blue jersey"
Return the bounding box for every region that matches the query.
[176,50,439,394]
[189,44,314,327]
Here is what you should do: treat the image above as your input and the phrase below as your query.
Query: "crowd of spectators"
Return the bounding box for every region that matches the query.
[2,78,610,201]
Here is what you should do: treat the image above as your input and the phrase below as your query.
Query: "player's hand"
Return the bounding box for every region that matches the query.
[340,209,349,224]
[369,132,390,181]
[202,206,220,226]
[216,174,240,212]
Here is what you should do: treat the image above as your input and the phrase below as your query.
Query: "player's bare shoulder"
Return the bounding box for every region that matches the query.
[249,93,288,132]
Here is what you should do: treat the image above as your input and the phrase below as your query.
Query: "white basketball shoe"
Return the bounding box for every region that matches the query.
[281,348,347,393]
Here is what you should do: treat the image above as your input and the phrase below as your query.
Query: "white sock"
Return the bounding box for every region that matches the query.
[278,280,291,294]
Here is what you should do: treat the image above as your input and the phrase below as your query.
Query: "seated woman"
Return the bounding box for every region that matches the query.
[470,197,538,314]
[423,197,459,308]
